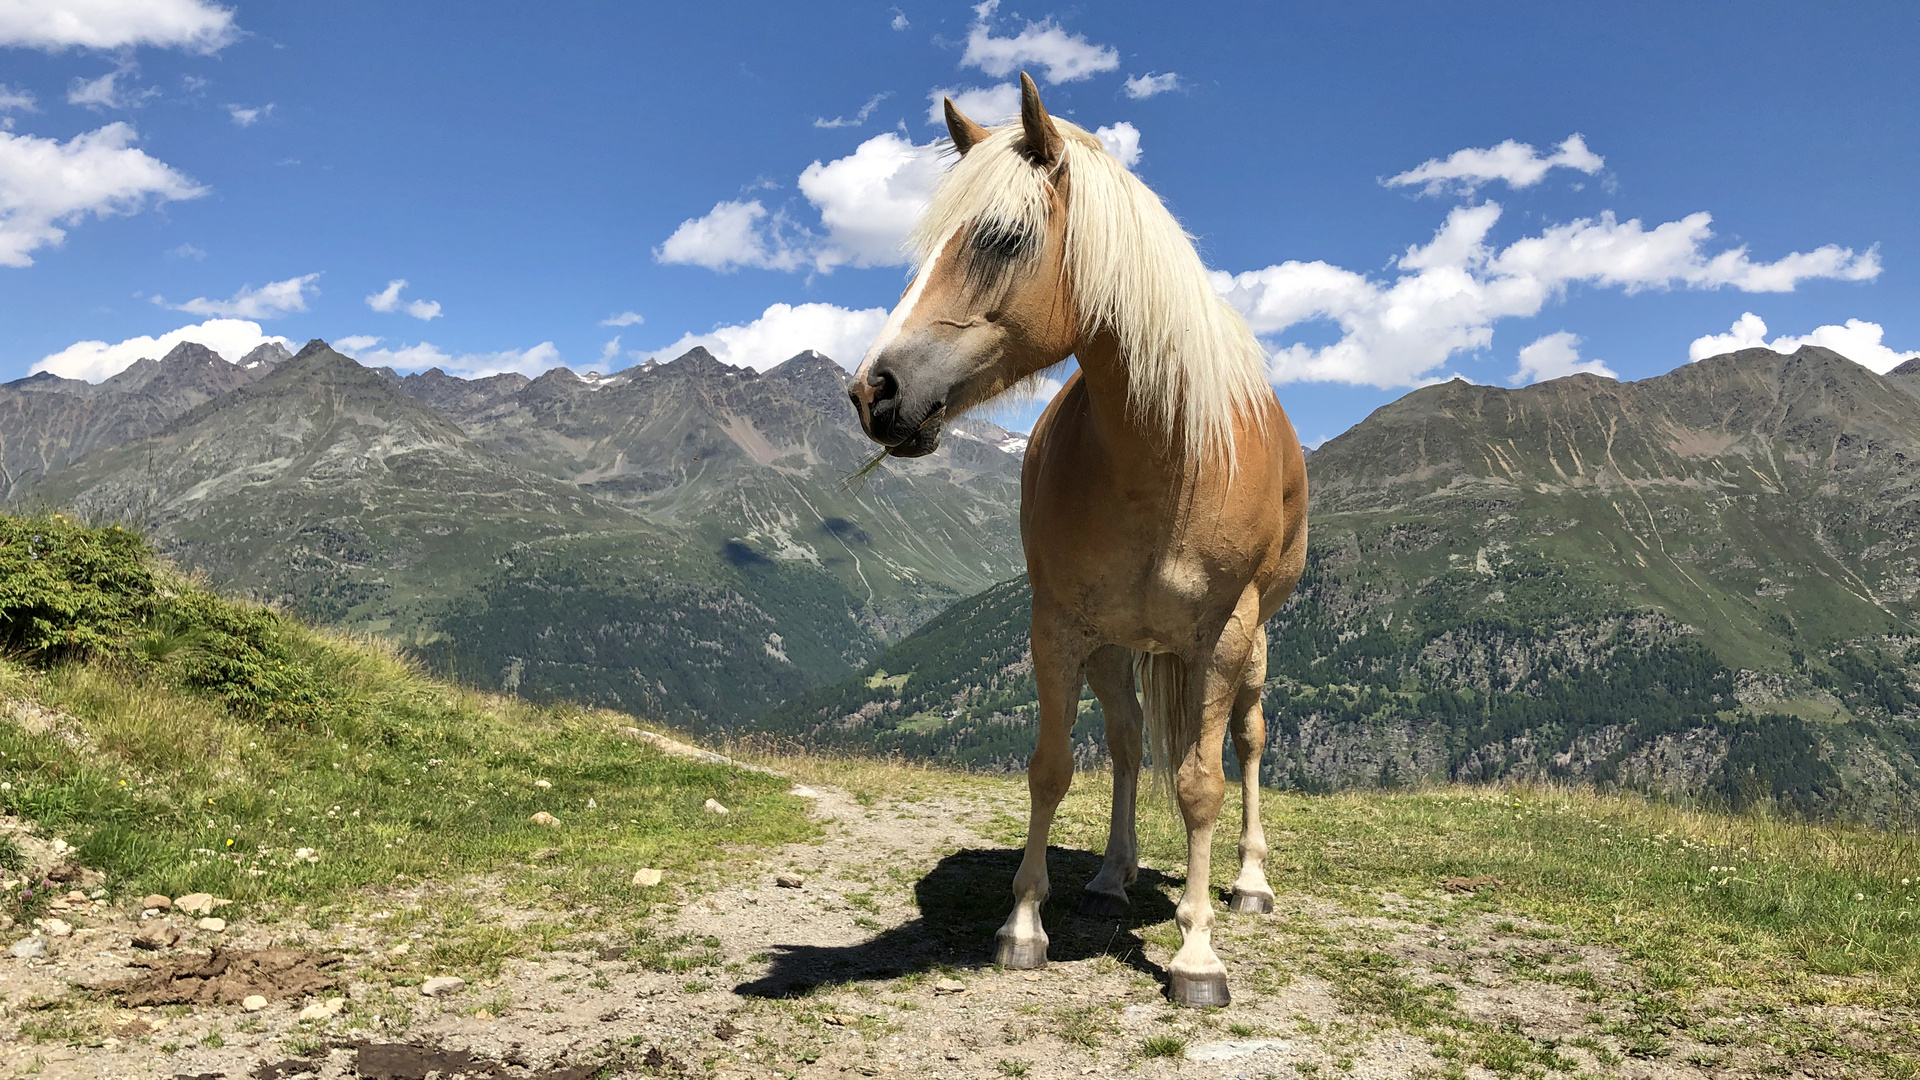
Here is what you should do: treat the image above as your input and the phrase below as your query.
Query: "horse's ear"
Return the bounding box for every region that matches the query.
[944,98,988,155]
[1018,71,1063,167]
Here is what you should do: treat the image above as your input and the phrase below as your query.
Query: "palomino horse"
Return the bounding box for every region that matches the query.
[848,73,1307,1007]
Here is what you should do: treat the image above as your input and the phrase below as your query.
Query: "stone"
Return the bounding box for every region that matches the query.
[420,976,466,998]
[789,785,821,798]
[132,923,181,950]
[43,918,73,937]
[631,868,664,888]
[242,994,269,1012]
[297,997,346,1021]
[388,942,411,956]
[775,873,805,889]
[534,779,551,788]
[703,798,729,815]
[0,914,12,931]
[142,894,172,911]
[9,937,49,959]
[175,893,215,915]
[933,977,967,995]
[530,811,561,827]
[1185,1039,1292,1062]
[63,890,88,903]
[196,917,227,932]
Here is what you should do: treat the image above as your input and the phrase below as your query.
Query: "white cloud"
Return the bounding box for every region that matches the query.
[1511,331,1616,385]
[961,0,1118,84]
[335,334,382,354]
[1215,201,1883,389]
[351,340,564,379]
[655,199,807,272]
[225,102,273,127]
[365,278,442,320]
[31,318,289,382]
[1094,122,1140,167]
[645,301,888,371]
[0,0,237,52]
[67,64,157,110]
[0,83,36,125]
[1386,135,1605,196]
[0,122,206,267]
[167,242,205,259]
[1122,72,1180,99]
[925,82,1021,126]
[600,310,644,327]
[659,133,945,274]
[1688,312,1919,373]
[162,273,318,318]
[815,91,891,129]
[597,337,621,366]
[890,6,908,30]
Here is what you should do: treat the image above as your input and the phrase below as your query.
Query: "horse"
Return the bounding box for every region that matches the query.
[847,73,1308,1007]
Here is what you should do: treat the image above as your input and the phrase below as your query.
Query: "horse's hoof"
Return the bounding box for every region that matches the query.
[994,932,1048,970]
[1076,890,1130,918]
[1229,889,1274,914]
[1168,971,1231,1008]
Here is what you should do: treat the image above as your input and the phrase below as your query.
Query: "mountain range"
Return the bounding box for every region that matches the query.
[4,338,1024,727]
[760,346,1920,822]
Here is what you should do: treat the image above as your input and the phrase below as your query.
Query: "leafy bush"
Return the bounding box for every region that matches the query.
[0,512,328,726]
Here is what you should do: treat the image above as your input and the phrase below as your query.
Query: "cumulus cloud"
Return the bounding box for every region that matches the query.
[1688,312,1919,373]
[349,339,564,379]
[0,0,237,52]
[32,318,289,382]
[1214,201,1882,389]
[1386,135,1605,196]
[0,122,206,266]
[1122,72,1180,99]
[890,6,908,30]
[925,82,1020,126]
[160,273,318,319]
[1511,331,1616,385]
[67,64,157,110]
[815,91,891,129]
[600,311,644,327]
[166,242,205,259]
[225,102,273,127]
[365,278,442,320]
[645,302,888,371]
[598,337,622,366]
[334,334,382,354]
[659,133,945,273]
[1094,122,1140,167]
[961,0,1118,84]
[0,84,37,126]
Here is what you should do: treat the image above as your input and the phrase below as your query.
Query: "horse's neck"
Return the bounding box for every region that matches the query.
[1073,333,1190,486]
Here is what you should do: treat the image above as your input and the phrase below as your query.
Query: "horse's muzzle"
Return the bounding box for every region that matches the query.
[849,367,944,456]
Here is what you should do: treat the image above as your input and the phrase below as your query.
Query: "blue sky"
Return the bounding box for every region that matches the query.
[2,1,1914,442]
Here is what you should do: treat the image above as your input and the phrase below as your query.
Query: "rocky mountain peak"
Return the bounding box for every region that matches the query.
[240,341,292,368]
[291,338,335,362]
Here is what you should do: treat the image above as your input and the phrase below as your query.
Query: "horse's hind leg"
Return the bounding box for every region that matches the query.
[1227,628,1275,914]
[995,607,1092,969]
[1078,644,1141,918]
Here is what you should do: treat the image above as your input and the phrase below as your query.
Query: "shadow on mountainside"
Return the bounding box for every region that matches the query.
[735,845,1178,998]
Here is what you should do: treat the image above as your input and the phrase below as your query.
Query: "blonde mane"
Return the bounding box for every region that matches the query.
[910,120,1271,462]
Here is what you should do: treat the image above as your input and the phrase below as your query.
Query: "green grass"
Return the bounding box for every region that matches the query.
[0,514,817,908]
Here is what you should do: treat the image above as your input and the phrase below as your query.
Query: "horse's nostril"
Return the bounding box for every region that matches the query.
[869,369,899,404]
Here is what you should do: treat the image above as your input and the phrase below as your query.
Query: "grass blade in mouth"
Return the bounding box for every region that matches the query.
[843,447,891,488]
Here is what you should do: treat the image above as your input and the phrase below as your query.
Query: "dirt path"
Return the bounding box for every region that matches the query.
[0,778,1798,1079]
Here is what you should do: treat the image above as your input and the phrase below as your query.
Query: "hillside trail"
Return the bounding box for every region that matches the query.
[5,763,1766,1080]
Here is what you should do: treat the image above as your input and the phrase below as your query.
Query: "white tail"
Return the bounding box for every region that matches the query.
[1132,649,1189,802]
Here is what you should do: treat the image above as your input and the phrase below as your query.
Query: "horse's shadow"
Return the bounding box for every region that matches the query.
[734,846,1179,998]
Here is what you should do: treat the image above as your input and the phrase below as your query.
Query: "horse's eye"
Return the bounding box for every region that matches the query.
[972,224,1030,260]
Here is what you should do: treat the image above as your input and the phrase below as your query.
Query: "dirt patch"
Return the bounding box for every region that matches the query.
[353,1042,596,1080]
[95,948,341,1006]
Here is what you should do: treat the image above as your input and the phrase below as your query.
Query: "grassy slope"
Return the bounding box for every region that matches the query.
[0,513,813,925]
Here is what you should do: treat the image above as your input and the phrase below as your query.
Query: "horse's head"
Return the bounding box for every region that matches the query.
[849,73,1083,458]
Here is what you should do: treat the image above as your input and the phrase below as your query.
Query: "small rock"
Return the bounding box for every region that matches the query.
[420,976,467,998]
[141,894,172,911]
[530,811,561,827]
[9,937,49,959]
[703,798,729,815]
[242,994,269,1012]
[297,997,345,1022]
[933,977,967,995]
[789,785,821,798]
[196,917,227,933]
[1185,1039,1291,1062]
[64,890,88,903]
[175,893,215,916]
[132,923,181,950]
[631,867,664,888]
[534,779,552,788]
[775,873,805,889]
[388,942,411,956]
[0,914,12,932]
[43,918,73,937]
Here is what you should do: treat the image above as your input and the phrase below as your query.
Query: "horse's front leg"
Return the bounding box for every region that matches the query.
[994,609,1092,968]
[1167,595,1265,1007]
[1079,644,1142,918]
